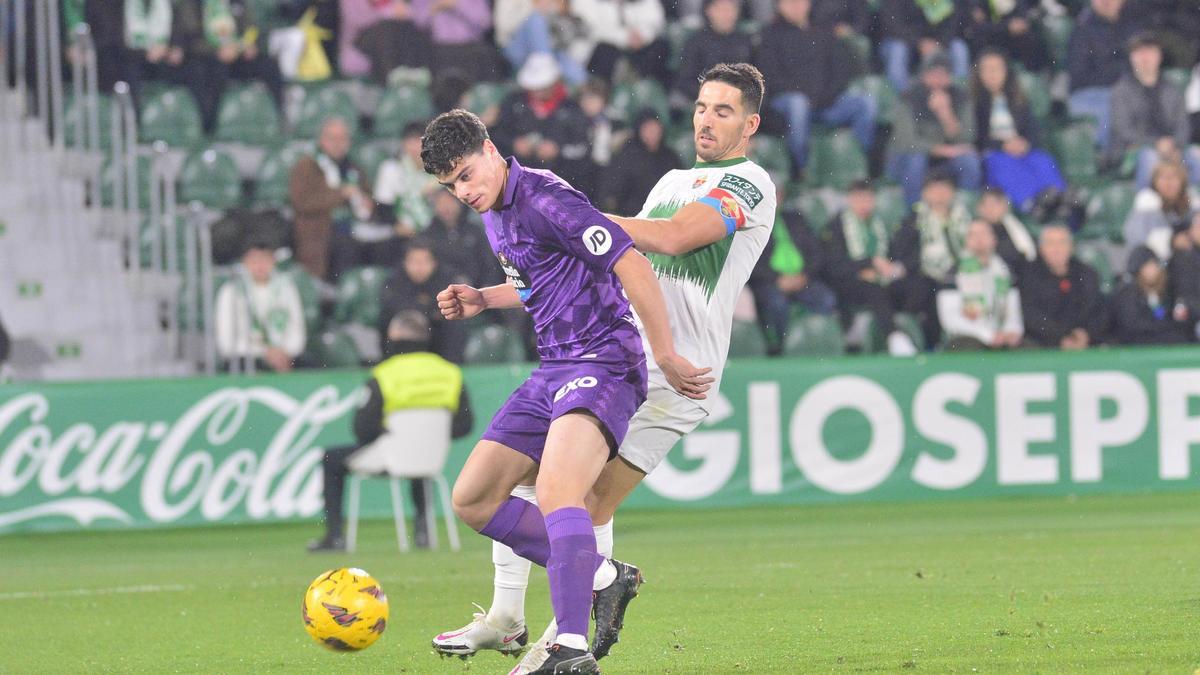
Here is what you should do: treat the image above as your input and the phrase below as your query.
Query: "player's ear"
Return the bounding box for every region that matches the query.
[743,113,761,140]
[482,139,498,158]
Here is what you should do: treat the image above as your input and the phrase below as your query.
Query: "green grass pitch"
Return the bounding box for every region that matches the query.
[2,492,1199,673]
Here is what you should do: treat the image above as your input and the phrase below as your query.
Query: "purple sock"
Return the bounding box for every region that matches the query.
[479,496,550,566]
[545,506,602,638]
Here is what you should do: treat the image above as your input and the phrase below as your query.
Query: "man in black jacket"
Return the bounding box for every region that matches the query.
[1020,224,1108,349]
[672,0,754,103]
[379,238,468,364]
[1066,0,1142,153]
[755,0,876,177]
[309,310,474,552]
[599,110,683,216]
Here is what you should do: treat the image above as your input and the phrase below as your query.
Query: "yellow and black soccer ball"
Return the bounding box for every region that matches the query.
[302,568,389,651]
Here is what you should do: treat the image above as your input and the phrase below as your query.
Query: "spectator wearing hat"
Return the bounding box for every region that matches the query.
[672,0,754,104]
[214,238,307,372]
[492,52,592,188]
[1067,0,1142,153]
[823,180,921,356]
[937,219,1025,351]
[1111,245,1192,345]
[599,110,683,217]
[1021,224,1108,349]
[889,51,981,206]
[878,0,970,93]
[1109,33,1200,190]
[755,0,877,178]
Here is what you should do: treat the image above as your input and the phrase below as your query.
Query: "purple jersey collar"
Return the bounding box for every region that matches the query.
[497,156,523,210]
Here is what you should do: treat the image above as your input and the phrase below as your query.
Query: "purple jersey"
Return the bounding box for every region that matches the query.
[482,157,642,365]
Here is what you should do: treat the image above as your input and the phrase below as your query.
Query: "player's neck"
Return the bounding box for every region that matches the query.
[695,142,749,168]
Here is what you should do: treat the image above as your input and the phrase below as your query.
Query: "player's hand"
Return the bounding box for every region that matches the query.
[437,284,486,320]
[657,353,714,400]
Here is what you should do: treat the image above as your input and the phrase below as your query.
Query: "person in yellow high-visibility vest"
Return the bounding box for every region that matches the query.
[309,311,473,552]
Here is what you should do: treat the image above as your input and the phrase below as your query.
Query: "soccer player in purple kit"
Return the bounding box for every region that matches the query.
[421,109,711,674]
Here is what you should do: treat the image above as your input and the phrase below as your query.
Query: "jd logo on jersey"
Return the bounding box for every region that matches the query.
[583,225,612,256]
[554,376,599,402]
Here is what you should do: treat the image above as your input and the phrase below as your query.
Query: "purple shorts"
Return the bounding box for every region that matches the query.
[482,359,648,463]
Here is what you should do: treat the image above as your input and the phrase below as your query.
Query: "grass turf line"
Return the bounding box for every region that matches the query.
[1,492,1198,673]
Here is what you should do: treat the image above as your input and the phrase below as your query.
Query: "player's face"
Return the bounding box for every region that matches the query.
[436,140,506,213]
[693,81,759,163]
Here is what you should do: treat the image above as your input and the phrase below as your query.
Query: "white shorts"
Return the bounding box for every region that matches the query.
[616,378,709,474]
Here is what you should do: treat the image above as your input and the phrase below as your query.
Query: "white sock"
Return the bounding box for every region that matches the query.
[488,485,537,627]
[591,519,617,591]
[557,632,589,651]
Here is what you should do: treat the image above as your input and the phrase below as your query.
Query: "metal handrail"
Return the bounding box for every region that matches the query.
[196,209,217,375]
[46,0,63,153]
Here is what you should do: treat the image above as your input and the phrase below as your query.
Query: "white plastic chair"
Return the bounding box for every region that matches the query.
[344,408,461,553]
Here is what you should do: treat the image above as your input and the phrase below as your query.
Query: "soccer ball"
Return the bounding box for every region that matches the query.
[302,567,389,651]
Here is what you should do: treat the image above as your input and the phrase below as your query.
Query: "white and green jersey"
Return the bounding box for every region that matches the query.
[634,156,776,413]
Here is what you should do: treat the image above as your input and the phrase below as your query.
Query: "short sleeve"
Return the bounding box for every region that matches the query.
[530,183,635,272]
[712,169,775,233]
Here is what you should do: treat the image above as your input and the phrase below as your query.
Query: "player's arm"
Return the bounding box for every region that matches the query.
[606,200,731,256]
[612,250,713,400]
[437,283,523,320]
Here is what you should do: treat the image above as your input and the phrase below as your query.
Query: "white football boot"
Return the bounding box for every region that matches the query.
[508,619,557,674]
[432,604,528,658]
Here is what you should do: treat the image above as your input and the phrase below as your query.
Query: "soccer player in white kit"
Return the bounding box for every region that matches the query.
[432,63,778,671]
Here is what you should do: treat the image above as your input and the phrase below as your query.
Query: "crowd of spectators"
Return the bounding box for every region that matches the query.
[60,0,1200,369]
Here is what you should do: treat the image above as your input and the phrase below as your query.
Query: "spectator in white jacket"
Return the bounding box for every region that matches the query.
[215,239,306,372]
[937,219,1024,350]
[571,0,668,85]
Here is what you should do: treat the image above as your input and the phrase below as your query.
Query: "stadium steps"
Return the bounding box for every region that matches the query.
[0,93,190,381]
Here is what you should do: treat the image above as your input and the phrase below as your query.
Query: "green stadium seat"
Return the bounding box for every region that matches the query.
[841,33,871,71]
[1017,70,1051,125]
[312,328,363,368]
[178,148,243,210]
[352,140,396,185]
[101,153,153,209]
[140,87,203,148]
[669,126,695,164]
[1042,14,1072,70]
[372,84,434,138]
[783,313,845,357]
[665,23,696,71]
[284,266,323,338]
[1083,180,1134,242]
[1162,68,1189,91]
[790,192,829,231]
[1051,120,1100,186]
[609,79,670,126]
[332,266,388,327]
[893,312,927,352]
[873,185,910,232]
[847,74,896,125]
[64,93,114,151]
[138,213,188,270]
[955,189,980,215]
[463,81,512,116]
[464,324,526,364]
[808,129,868,190]
[252,141,313,207]
[1074,241,1115,294]
[292,85,360,139]
[749,134,791,185]
[215,83,281,146]
[727,319,767,358]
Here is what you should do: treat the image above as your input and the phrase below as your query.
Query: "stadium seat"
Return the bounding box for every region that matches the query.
[1016,70,1051,125]
[100,153,153,209]
[292,84,360,140]
[783,313,845,357]
[372,85,434,138]
[790,192,829,231]
[283,266,323,338]
[893,313,926,352]
[312,328,363,368]
[64,93,114,151]
[178,148,243,210]
[139,87,203,148]
[463,81,512,117]
[1083,180,1134,242]
[332,266,388,327]
[808,129,868,191]
[609,79,670,126]
[252,141,313,207]
[727,319,767,358]
[464,324,526,364]
[1074,240,1116,294]
[847,74,895,126]
[873,185,910,232]
[1051,121,1100,186]
[214,83,282,147]
[665,23,696,71]
[669,126,696,164]
[1042,14,1072,70]
[749,134,791,185]
[1162,68,1189,91]
[955,189,980,215]
[841,33,872,69]
[138,213,188,270]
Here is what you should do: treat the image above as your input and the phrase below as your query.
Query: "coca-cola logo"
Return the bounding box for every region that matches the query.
[0,385,361,531]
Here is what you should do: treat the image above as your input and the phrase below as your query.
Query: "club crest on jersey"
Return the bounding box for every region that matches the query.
[692,176,707,189]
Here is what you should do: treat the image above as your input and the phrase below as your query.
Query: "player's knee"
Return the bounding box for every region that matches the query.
[451,486,489,531]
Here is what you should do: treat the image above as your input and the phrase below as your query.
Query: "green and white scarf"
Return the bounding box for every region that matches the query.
[125,0,172,50]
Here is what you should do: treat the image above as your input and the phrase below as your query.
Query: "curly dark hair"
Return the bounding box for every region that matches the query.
[698,63,765,114]
[421,109,490,176]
